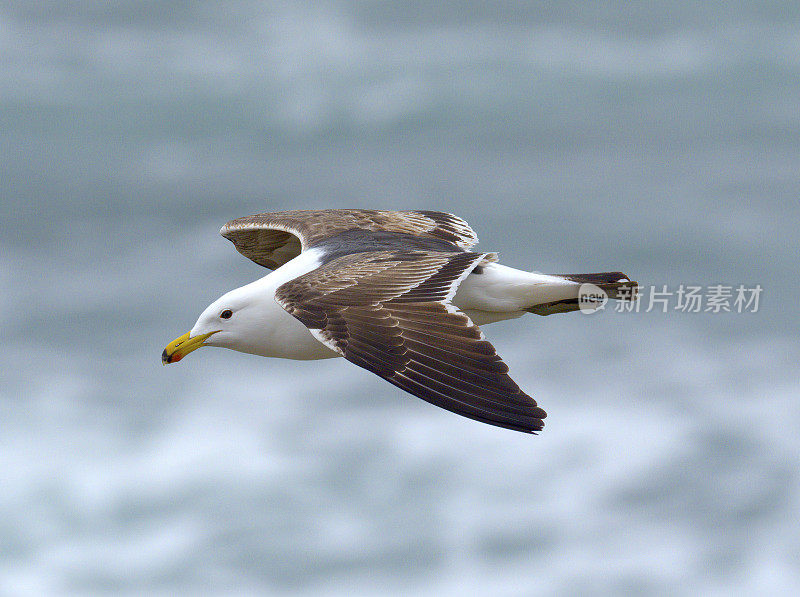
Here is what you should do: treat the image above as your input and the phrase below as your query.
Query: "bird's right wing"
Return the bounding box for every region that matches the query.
[274,249,546,433]
[220,209,479,270]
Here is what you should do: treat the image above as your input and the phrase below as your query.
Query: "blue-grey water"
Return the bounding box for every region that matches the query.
[2,2,799,595]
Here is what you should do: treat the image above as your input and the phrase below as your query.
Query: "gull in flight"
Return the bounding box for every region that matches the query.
[163,210,636,433]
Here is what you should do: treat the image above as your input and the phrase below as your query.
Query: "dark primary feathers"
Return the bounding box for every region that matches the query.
[275,249,546,433]
[220,209,479,270]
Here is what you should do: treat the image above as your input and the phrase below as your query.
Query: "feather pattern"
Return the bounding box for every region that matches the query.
[275,249,546,433]
[220,209,479,270]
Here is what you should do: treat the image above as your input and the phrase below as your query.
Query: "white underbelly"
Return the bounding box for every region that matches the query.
[459,308,526,325]
[266,309,341,360]
[452,261,578,324]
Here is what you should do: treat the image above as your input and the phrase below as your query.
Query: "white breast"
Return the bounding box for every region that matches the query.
[233,248,341,360]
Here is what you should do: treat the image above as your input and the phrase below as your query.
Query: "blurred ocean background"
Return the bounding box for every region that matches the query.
[2,1,799,595]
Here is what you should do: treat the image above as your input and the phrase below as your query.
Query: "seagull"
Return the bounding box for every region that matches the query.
[163,210,636,433]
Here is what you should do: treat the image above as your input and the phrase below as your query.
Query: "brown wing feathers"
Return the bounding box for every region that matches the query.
[276,250,546,433]
[220,209,479,270]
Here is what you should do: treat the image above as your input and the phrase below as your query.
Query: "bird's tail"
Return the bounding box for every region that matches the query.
[525,271,638,315]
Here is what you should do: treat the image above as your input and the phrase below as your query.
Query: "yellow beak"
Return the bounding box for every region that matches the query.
[162,330,218,364]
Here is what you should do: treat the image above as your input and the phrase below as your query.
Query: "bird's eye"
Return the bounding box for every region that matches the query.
[220,309,233,319]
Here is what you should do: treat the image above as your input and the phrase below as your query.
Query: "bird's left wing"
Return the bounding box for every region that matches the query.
[274,250,546,433]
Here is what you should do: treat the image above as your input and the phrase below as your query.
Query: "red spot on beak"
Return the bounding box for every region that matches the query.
[162,348,183,364]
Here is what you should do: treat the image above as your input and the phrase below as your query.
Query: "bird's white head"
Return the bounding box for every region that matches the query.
[162,280,273,364]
